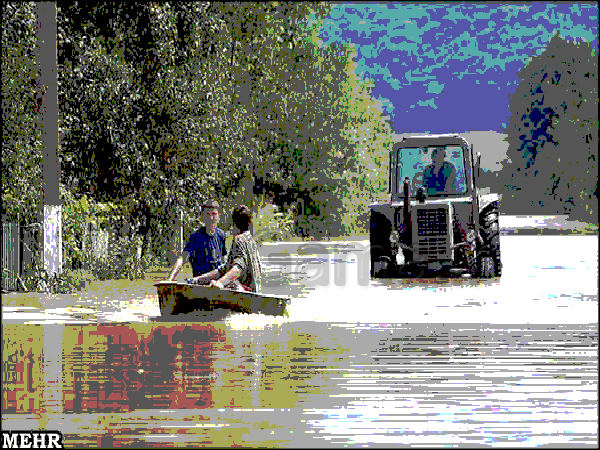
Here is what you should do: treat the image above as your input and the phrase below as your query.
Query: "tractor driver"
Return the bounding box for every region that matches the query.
[423,147,457,195]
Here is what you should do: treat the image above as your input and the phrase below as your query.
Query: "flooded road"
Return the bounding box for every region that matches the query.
[2,235,598,447]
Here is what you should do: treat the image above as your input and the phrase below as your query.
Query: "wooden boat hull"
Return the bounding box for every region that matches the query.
[155,282,288,317]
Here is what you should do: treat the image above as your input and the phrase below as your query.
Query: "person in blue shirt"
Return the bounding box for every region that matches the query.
[164,199,227,281]
[423,147,457,195]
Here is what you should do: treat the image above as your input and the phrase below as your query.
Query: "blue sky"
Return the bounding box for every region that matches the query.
[319,2,598,135]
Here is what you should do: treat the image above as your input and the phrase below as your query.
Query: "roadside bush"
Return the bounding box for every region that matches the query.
[122,234,144,280]
[61,268,96,292]
[90,234,144,280]
[253,201,298,244]
[91,253,121,281]
[20,268,43,293]
[343,207,369,237]
[19,267,95,293]
[142,252,167,272]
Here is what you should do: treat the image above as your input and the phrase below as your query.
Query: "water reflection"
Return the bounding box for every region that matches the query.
[66,324,226,413]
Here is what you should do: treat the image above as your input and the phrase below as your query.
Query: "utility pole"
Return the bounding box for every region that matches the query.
[37,3,62,276]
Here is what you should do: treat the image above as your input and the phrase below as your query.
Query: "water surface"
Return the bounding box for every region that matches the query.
[2,235,598,447]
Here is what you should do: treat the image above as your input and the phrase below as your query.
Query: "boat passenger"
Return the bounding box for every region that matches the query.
[192,205,262,293]
[164,199,227,282]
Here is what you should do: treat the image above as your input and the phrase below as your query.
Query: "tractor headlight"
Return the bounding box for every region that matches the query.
[396,252,405,265]
[466,229,477,243]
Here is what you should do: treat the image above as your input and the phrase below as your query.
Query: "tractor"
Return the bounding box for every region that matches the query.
[370,134,502,278]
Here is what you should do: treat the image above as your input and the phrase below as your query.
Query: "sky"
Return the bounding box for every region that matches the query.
[319,2,598,137]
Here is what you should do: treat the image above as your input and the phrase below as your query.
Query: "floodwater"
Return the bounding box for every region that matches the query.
[2,234,598,447]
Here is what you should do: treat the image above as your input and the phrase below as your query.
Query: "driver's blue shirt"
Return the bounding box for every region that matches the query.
[423,162,456,194]
[183,227,227,276]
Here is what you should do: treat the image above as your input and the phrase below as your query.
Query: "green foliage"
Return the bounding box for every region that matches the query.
[5,0,396,274]
[502,32,598,219]
[60,184,120,270]
[19,266,92,294]
[253,201,298,244]
[120,233,144,280]
[141,252,167,272]
[1,2,43,224]
[60,184,145,279]
[60,268,96,292]
[91,241,145,280]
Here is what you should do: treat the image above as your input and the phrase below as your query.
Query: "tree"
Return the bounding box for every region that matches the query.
[503,32,598,219]
[57,2,244,259]
[215,7,392,236]
[2,2,43,225]
[49,0,394,260]
[545,42,598,222]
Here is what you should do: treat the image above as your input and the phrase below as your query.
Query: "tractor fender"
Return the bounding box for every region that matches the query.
[478,194,500,217]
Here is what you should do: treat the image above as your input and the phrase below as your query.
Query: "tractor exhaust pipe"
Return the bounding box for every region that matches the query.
[402,177,412,258]
[471,144,483,244]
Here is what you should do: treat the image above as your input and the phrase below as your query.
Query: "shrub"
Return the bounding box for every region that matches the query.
[60,268,96,292]
[19,267,96,293]
[253,202,297,244]
[91,253,120,281]
[142,252,167,272]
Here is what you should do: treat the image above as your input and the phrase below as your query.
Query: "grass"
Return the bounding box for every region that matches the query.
[575,223,599,235]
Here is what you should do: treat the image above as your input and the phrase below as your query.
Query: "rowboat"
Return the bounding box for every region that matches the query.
[155,282,289,317]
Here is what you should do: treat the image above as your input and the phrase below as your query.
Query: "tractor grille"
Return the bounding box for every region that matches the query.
[416,209,448,236]
[412,205,452,261]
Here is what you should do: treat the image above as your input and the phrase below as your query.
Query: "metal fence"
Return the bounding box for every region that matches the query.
[2,223,20,291]
[2,220,153,291]
[1,223,41,292]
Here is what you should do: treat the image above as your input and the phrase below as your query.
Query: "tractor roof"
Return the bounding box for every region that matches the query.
[394,134,470,149]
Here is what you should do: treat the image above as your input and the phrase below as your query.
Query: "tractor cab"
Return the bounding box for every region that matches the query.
[390,135,474,201]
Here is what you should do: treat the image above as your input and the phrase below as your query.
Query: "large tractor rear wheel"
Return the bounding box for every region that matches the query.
[478,208,502,278]
[478,256,495,278]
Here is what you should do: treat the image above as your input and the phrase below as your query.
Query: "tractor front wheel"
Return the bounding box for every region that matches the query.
[370,211,393,278]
